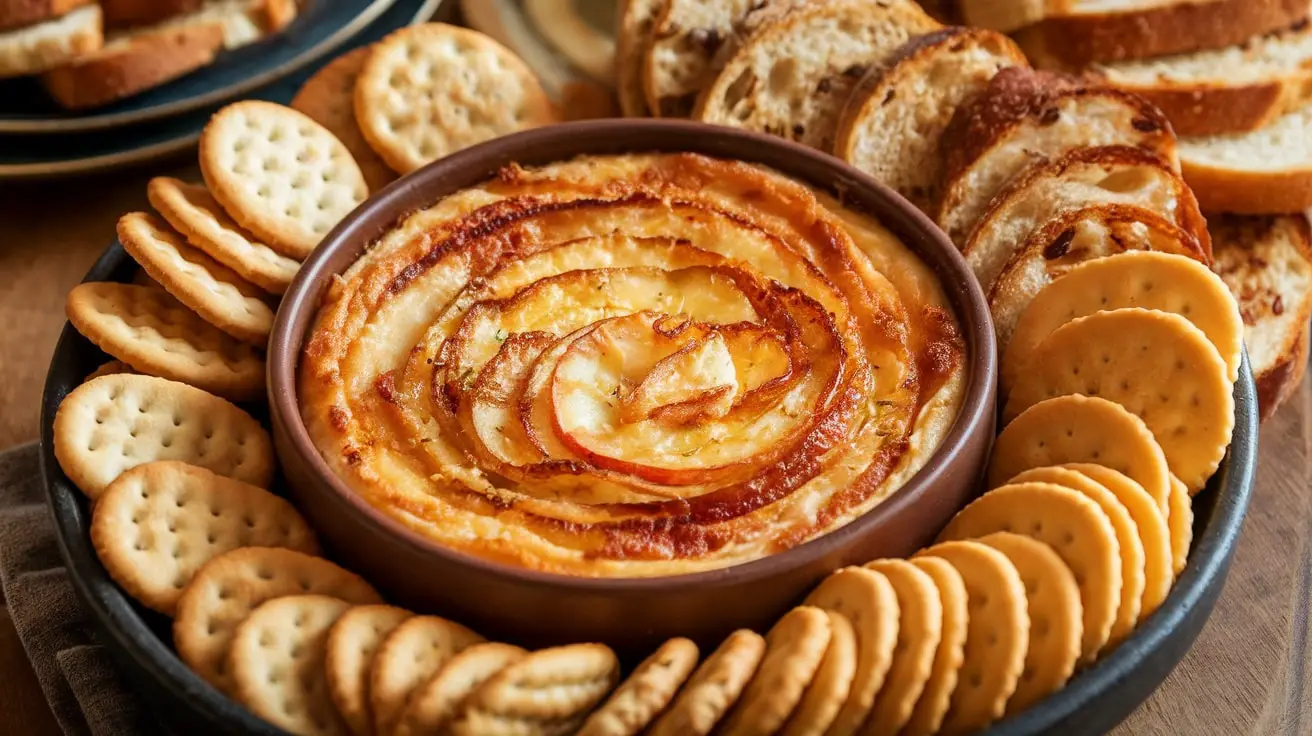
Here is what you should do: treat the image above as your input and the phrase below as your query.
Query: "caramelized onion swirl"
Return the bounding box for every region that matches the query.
[301,154,966,576]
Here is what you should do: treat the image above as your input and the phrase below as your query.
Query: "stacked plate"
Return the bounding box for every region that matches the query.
[0,0,450,180]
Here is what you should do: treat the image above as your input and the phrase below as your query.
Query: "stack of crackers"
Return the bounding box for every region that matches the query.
[0,0,299,110]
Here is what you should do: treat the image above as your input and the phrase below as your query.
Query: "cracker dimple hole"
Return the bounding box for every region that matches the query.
[257,567,273,580]
[1063,532,1075,545]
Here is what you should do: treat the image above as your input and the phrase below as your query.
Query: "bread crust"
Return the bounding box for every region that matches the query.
[1110,80,1297,138]
[1018,0,1310,67]
[99,0,202,28]
[0,4,102,79]
[615,0,663,117]
[0,0,93,32]
[1182,160,1312,214]
[1255,323,1308,420]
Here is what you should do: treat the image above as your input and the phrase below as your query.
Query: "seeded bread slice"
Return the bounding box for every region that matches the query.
[835,26,1027,212]
[694,0,940,152]
[0,3,100,78]
[1178,100,1312,213]
[0,0,94,32]
[1090,21,1312,137]
[989,204,1208,354]
[643,0,761,118]
[615,0,663,117]
[937,67,1177,246]
[1211,214,1312,419]
[1013,0,1309,67]
[963,145,1208,291]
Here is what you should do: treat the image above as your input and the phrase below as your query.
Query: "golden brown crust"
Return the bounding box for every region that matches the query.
[40,19,224,110]
[1108,79,1296,138]
[1182,160,1312,214]
[0,0,94,32]
[1019,0,1310,67]
[98,0,201,28]
[1255,323,1308,420]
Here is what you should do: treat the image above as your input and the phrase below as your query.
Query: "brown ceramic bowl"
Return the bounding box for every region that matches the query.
[268,120,997,654]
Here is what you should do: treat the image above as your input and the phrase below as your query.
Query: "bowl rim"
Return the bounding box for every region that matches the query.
[267,118,999,591]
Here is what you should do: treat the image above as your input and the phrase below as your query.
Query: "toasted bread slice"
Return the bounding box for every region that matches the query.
[937,67,1177,246]
[1012,0,1309,67]
[615,0,663,117]
[694,0,940,152]
[0,3,100,78]
[1178,100,1312,213]
[989,204,1208,351]
[1211,214,1312,419]
[835,27,1026,212]
[642,0,761,118]
[955,0,1048,32]
[100,0,203,28]
[0,0,94,32]
[963,145,1208,291]
[1091,21,1312,137]
[41,2,266,110]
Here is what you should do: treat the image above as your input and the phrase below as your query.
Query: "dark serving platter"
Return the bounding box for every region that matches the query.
[39,248,1258,734]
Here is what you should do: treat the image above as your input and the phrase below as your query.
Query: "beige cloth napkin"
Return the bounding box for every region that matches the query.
[0,442,163,736]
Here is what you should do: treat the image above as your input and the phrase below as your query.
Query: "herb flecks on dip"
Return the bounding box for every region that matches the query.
[300,153,965,577]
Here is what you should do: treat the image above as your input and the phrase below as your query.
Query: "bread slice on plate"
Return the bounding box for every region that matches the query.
[1011,0,1309,67]
[0,0,94,33]
[937,66,1177,247]
[615,0,663,117]
[835,26,1027,212]
[99,0,203,29]
[954,0,1046,33]
[1091,21,1312,137]
[694,0,940,152]
[643,0,762,118]
[962,144,1208,291]
[1178,100,1312,213]
[41,1,268,110]
[0,3,100,79]
[1211,214,1312,419]
[989,204,1208,355]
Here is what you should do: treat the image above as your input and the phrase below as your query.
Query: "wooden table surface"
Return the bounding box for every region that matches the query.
[1,166,1309,735]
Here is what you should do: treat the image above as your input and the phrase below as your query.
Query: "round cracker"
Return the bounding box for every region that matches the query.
[290,47,398,193]
[861,559,943,735]
[1003,308,1235,493]
[1064,464,1174,620]
[803,567,901,736]
[719,606,833,736]
[90,461,317,616]
[989,394,1173,510]
[1007,466,1146,644]
[939,482,1122,663]
[370,615,486,736]
[448,643,620,736]
[398,642,527,736]
[116,211,275,346]
[1168,475,1194,577]
[974,532,1082,714]
[173,547,381,693]
[354,23,555,174]
[579,638,699,736]
[67,282,266,401]
[914,540,1029,735]
[648,630,765,736]
[324,604,413,736]
[229,594,352,736]
[1002,251,1244,390]
[900,557,968,736]
[200,100,368,259]
[780,611,857,736]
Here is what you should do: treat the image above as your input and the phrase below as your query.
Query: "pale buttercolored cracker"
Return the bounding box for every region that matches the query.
[397,642,527,736]
[53,374,273,499]
[148,177,301,295]
[117,211,275,346]
[779,611,857,736]
[647,630,765,736]
[325,604,413,736]
[229,594,352,736]
[370,615,485,736]
[90,461,316,616]
[718,606,833,736]
[578,638,699,736]
[200,100,367,259]
[354,23,555,174]
[291,47,398,193]
[861,558,944,735]
[67,282,265,401]
[173,547,381,693]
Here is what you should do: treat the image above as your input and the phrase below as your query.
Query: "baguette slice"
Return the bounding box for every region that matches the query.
[643,0,760,118]
[1091,20,1312,137]
[990,204,1208,366]
[0,3,101,78]
[615,0,663,117]
[1179,100,1312,213]
[963,145,1209,291]
[938,67,1177,246]
[100,0,203,28]
[1012,0,1309,67]
[1211,214,1312,419]
[0,0,94,32]
[694,0,940,152]
[41,2,267,110]
[836,26,1027,212]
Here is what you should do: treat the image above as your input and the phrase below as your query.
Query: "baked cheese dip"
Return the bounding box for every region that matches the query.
[300,153,966,576]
